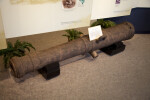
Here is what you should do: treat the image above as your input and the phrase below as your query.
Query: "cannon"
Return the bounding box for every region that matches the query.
[10,22,135,78]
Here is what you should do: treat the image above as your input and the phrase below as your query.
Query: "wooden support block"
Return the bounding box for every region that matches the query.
[38,62,60,80]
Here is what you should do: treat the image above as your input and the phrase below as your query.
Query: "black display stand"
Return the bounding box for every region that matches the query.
[38,62,60,80]
[101,41,126,56]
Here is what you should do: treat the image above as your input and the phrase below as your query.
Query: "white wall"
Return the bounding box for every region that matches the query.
[0,0,93,38]
[91,0,132,20]
[91,0,150,20]
[0,0,150,38]
[134,0,150,8]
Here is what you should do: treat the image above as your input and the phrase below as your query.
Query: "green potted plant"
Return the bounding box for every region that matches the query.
[91,19,116,28]
[0,40,35,69]
[62,29,84,42]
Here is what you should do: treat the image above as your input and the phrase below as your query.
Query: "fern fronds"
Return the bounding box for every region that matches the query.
[0,40,36,68]
[91,19,116,28]
[63,29,83,41]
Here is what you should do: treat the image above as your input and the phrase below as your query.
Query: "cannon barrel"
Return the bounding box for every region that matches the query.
[10,22,135,78]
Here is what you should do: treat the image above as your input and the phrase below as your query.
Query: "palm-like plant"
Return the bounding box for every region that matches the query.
[91,19,116,28]
[62,29,83,41]
[0,40,35,68]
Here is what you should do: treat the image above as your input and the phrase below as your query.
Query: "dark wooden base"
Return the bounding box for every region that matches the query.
[101,41,126,56]
[38,62,60,80]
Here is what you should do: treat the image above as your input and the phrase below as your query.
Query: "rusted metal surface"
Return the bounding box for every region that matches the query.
[10,22,135,78]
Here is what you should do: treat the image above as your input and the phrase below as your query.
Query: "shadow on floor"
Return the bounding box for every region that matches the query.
[9,70,40,83]
[0,70,10,81]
